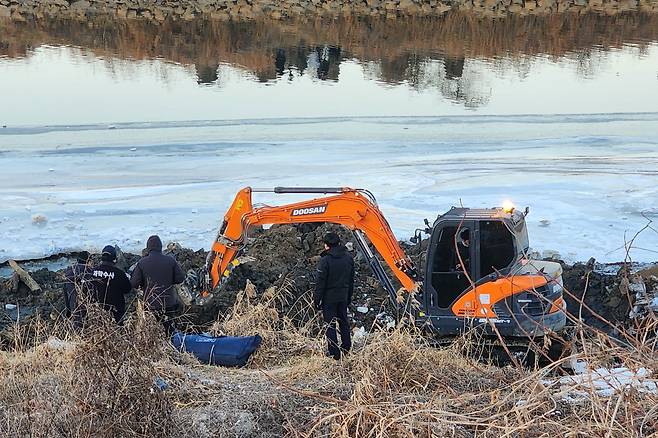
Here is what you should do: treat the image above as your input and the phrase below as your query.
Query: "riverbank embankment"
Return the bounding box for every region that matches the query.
[1,0,657,22]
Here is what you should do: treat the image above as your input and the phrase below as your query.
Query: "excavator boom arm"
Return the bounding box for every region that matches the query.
[205,187,420,300]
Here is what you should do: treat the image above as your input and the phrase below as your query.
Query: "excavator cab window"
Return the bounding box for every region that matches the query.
[479,220,515,277]
[428,224,474,309]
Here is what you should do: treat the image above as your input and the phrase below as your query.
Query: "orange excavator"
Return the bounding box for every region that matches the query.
[188,187,567,340]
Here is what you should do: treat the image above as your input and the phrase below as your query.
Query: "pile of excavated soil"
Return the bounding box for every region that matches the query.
[0,223,653,344]
[184,223,391,329]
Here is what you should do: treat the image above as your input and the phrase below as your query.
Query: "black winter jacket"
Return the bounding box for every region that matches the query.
[91,262,132,322]
[64,262,92,317]
[130,250,185,310]
[314,245,355,306]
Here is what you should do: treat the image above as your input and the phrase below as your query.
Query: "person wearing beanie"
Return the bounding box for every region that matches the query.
[130,235,185,334]
[314,232,355,360]
[90,245,132,323]
[64,250,91,327]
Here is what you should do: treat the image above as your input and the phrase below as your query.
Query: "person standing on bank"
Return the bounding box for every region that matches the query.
[130,235,185,334]
[314,232,355,360]
[64,251,91,327]
[91,245,132,324]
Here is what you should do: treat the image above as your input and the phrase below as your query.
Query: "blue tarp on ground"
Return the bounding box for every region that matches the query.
[171,332,262,367]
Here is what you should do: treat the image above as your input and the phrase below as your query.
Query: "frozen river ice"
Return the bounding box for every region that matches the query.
[1,18,657,264]
[1,113,657,264]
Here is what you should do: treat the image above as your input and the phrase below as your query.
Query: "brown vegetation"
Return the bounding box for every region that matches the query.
[1,276,655,437]
[1,12,657,84]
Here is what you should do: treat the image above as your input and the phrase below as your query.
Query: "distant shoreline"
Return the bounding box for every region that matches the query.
[0,0,657,22]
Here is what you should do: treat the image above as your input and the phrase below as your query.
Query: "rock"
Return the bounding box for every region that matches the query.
[0,4,9,17]
[182,8,195,19]
[638,264,658,280]
[398,0,416,10]
[541,249,561,260]
[70,0,90,9]
[234,411,255,436]
[32,214,48,226]
[11,10,26,20]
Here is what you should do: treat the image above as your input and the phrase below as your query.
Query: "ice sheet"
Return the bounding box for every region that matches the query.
[1,114,657,263]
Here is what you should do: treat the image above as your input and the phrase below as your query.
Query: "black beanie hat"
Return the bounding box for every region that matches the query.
[323,232,341,248]
[146,235,163,252]
[76,251,90,264]
[101,245,117,262]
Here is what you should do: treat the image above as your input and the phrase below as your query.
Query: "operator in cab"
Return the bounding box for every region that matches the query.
[90,245,132,323]
[314,232,355,360]
[455,228,471,273]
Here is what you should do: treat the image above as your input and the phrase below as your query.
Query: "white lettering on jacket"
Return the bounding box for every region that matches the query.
[93,270,115,280]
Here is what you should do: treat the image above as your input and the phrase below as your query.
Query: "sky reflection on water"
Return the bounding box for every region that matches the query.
[1,15,657,125]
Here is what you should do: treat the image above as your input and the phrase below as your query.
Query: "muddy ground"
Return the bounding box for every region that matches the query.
[0,222,653,342]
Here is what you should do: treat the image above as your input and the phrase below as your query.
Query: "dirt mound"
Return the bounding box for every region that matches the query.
[187,223,390,329]
[561,262,632,332]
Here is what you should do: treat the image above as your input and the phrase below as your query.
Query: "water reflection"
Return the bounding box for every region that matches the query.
[0,13,657,123]
[2,13,657,81]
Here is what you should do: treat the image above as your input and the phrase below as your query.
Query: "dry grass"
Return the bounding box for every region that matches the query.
[0,306,183,437]
[0,280,656,437]
[210,279,326,367]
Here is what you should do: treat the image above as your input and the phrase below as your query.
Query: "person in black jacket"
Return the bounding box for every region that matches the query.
[90,245,132,323]
[130,235,185,334]
[64,251,91,327]
[314,232,355,360]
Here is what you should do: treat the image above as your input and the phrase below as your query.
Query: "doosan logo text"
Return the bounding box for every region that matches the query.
[291,205,327,216]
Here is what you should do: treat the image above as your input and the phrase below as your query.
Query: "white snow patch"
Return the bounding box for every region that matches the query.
[549,362,658,402]
[352,326,367,343]
[356,306,369,314]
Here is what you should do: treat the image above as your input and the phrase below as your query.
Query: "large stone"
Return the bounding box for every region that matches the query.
[45,0,68,6]
[210,9,230,18]
[70,0,90,9]
[182,7,195,19]
[384,0,397,9]
[398,0,417,10]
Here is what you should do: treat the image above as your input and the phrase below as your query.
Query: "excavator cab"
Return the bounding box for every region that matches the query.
[418,207,567,338]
